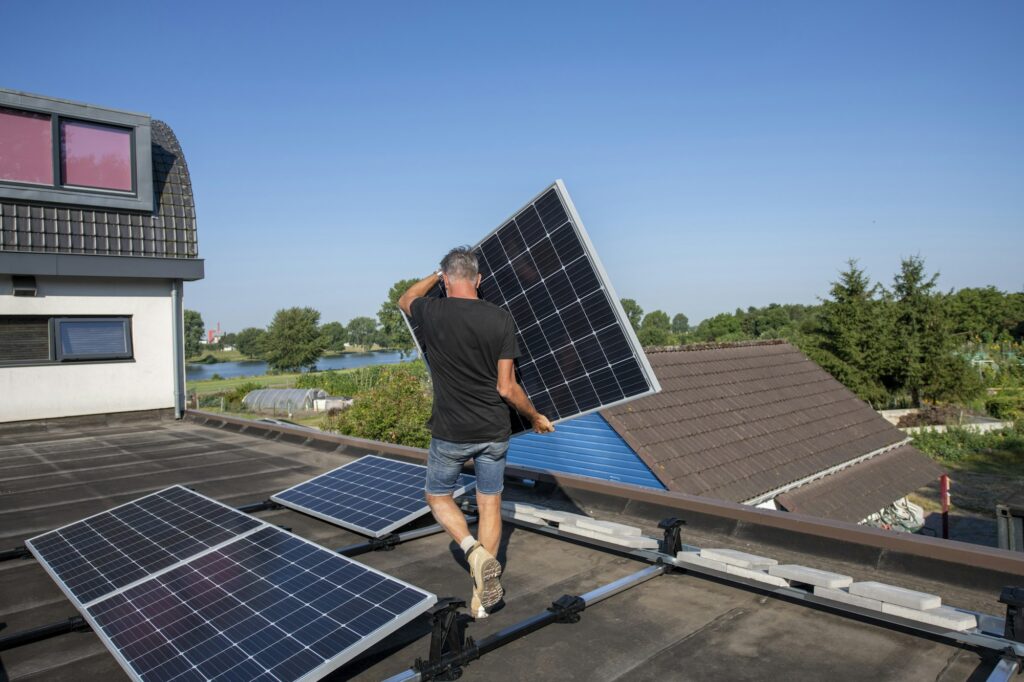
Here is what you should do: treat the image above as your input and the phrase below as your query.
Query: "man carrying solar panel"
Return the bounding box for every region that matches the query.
[399,247,555,619]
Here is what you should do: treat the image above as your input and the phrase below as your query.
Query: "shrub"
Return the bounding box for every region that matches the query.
[296,361,428,398]
[911,422,1024,463]
[318,364,432,447]
[985,388,1024,420]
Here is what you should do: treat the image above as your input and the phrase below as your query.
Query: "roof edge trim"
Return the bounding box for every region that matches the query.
[0,251,204,281]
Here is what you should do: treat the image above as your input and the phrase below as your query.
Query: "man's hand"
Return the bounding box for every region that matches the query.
[531,414,555,434]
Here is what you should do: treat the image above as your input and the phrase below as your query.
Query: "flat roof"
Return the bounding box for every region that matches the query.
[0,412,1014,680]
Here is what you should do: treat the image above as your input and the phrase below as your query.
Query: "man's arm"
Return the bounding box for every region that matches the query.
[496,359,554,434]
[398,272,441,316]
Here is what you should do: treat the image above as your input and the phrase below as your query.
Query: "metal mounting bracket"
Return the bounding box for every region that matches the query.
[414,600,477,681]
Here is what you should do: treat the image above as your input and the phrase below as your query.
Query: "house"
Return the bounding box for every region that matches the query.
[510,340,943,524]
[0,88,202,423]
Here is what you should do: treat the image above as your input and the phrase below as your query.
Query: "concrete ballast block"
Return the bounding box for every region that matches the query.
[571,517,643,536]
[880,603,977,632]
[559,524,659,549]
[768,565,853,589]
[675,551,729,572]
[813,586,884,611]
[700,548,778,569]
[725,564,790,587]
[533,508,588,524]
[848,581,941,610]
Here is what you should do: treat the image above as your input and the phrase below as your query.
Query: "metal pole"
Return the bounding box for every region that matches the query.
[382,564,666,682]
[171,279,186,419]
[0,617,88,652]
[940,474,951,539]
[986,656,1020,682]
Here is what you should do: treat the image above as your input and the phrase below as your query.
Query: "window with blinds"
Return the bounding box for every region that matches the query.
[0,318,51,363]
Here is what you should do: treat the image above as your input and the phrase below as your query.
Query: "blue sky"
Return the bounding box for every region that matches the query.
[6,1,1022,331]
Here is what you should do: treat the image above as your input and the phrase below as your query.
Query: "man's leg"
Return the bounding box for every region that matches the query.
[426,492,472,544]
[475,491,502,556]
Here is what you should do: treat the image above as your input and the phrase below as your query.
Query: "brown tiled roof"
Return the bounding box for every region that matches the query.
[0,120,197,258]
[601,341,909,503]
[775,444,945,522]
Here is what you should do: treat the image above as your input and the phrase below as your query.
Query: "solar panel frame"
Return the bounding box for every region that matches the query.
[403,180,661,435]
[82,526,436,682]
[271,455,476,538]
[28,487,438,682]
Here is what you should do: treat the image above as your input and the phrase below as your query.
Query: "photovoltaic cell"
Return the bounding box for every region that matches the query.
[404,180,660,435]
[26,486,261,605]
[86,527,434,682]
[28,488,437,682]
[272,455,475,538]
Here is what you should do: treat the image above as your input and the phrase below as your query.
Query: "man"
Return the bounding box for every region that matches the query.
[399,246,554,619]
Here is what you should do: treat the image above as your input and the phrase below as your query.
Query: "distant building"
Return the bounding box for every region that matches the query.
[207,321,225,345]
[0,88,203,422]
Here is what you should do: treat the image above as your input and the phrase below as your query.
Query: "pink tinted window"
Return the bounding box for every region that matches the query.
[60,120,133,191]
[0,107,53,185]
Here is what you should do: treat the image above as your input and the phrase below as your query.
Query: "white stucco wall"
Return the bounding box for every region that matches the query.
[0,276,178,422]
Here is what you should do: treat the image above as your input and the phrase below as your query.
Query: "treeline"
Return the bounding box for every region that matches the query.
[185,278,419,373]
[625,257,1024,409]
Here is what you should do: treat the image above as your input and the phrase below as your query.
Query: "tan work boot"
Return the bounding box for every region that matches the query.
[466,543,503,609]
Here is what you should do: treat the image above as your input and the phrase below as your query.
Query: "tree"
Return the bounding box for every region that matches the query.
[220,332,238,347]
[347,316,379,349]
[690,312,745,342]
[800,260,894,406]
[263,307,325,372]
[183,309,204,359]
[235,327,267,359]
[637,310,675,347]
[890,257,979,406]
[377,278,418,351]
[671,313,689,335]
[320,321,348,352]
[620,298,643,332]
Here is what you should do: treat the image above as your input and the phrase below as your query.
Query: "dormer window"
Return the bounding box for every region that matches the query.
[0,90,152,212]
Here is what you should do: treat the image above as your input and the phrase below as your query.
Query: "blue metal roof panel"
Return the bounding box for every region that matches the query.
[508,413,665,489]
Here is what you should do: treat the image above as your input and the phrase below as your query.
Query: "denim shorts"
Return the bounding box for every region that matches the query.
[426,437,508,496]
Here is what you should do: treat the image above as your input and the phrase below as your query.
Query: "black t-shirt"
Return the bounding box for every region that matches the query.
[411,296,519,443]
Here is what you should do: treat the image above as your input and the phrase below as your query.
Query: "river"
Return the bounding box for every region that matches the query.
[185,350,418,381]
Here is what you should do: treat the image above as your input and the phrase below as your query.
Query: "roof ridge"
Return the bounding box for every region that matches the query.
[645,339,790,353]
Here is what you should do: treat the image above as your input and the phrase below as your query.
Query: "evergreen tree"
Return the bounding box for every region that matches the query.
[801,260,893,406]
[891,257,979,405]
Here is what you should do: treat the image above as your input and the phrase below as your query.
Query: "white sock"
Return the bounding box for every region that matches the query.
[460,536,477,554]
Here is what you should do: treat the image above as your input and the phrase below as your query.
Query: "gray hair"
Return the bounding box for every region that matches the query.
[440,246,479,281]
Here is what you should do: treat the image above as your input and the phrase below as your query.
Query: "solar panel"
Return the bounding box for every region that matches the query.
[85,526,435,682]
[26,486,261,605]
[28,488,438,682]
[272,455,475,538]
[404,180,660,435]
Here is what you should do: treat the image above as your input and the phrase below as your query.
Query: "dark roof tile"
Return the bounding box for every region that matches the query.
[602,342,911,504]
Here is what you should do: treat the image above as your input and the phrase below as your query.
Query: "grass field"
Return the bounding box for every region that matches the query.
[187,372,303,395]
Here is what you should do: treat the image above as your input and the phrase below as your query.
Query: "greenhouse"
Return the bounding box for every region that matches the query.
[242,388,327,414]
